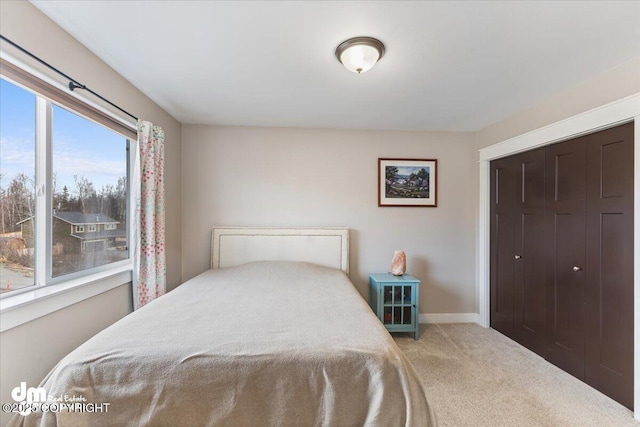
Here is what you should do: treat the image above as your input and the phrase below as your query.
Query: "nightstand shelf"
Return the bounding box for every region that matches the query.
[369,273,420,340]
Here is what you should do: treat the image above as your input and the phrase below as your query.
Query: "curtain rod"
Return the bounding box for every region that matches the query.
[0,34,138,122]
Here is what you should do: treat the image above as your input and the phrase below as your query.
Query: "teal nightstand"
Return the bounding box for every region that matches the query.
[369,273,420,340]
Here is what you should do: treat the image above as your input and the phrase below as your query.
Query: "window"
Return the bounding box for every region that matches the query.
[0,69,133,295]
[0,78,36,294]
[105,224,116,230]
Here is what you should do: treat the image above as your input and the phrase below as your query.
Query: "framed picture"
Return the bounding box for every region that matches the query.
[378,158,438,207]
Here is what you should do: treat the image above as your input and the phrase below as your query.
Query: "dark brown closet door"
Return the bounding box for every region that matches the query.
[513,148,546,356]
[545,136,587,380]
[585,122,634,410]
[490,157,517,337]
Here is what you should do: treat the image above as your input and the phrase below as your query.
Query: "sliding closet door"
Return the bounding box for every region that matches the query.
[490,157,517,337]
[585,122,634,410]
[512,148,546,356]
[545,137,587,380]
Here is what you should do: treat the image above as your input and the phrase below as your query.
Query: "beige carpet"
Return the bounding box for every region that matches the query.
[393,323,638,427]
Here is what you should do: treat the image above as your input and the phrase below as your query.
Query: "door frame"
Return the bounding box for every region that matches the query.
[477,92,640,418]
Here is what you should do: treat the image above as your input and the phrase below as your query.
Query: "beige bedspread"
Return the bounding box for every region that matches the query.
[10,261,436,426]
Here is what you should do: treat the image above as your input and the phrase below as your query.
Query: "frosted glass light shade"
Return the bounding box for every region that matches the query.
[335,37,385,74]
[340,44,380,73]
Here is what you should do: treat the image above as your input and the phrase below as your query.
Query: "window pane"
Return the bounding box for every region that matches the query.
[52,104,128,277]
[0,78,36,293]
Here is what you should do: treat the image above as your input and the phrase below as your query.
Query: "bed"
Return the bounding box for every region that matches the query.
[10,227,436,426]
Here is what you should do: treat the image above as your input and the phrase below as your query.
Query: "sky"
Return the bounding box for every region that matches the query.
[396,166,430,176]
[0,78,127,194]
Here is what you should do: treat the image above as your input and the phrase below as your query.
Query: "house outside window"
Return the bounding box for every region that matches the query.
[0,65,134,295]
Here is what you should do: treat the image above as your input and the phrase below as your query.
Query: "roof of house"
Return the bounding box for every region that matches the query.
[70,229,126,240]
[16,217,34,225]
[17,212,120,226]
[54,212,119,225]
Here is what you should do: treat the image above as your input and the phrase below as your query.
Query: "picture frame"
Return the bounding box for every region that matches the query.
[378,158,438,207]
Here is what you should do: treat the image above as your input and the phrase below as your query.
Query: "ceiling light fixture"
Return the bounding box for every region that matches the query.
[335,37,385,74]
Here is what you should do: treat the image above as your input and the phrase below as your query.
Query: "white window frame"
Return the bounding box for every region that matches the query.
[105,223,116,230]
[4,85,133,290]
[0,52,137,332]
[75,225,85,233]
[87,224,97,232]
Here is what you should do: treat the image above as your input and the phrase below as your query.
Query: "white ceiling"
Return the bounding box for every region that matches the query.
[32,1,640,132]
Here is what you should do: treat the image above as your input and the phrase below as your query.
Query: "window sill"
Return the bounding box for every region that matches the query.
[0,266,132,333]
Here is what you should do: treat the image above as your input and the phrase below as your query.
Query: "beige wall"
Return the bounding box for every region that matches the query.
[475,56,640,150]
[0,3,181,425]
[0,285,132,426]
[182,125,477,315]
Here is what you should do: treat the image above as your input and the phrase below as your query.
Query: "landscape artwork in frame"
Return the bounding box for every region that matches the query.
[378,158,437,207]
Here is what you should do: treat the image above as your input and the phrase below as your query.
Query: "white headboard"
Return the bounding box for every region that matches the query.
[211,227,349,274]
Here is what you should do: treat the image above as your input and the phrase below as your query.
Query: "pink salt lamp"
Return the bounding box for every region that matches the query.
[391,250,406,276]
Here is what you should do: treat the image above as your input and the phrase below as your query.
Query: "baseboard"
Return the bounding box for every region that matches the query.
[419,313,480,324]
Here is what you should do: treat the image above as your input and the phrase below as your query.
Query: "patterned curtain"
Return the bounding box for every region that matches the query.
[133,120,166,309]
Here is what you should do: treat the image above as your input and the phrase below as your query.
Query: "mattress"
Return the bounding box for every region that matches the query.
[9,261,436,426]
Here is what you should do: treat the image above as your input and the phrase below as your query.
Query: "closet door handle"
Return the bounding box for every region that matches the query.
[572,266,582,272]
